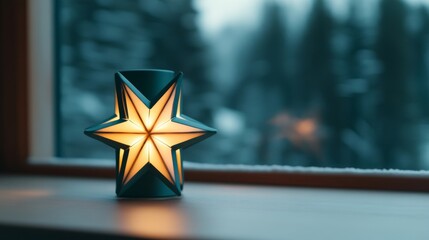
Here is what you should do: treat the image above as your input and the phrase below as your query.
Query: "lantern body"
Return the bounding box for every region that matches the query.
[85,70,216,198]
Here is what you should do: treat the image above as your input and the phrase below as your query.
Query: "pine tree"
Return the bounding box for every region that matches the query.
[229,2,289,164]
[295,0,340,166]
[374,0,416,169]
[411,5,429,119]
[340,2,374,168]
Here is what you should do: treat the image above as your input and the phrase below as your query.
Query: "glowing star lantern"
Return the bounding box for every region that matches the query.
[85,70,216,198]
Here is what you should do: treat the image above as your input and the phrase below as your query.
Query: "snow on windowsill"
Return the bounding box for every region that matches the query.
[184,161,429,177]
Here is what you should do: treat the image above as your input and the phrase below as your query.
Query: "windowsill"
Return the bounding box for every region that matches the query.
[0,175,428,240]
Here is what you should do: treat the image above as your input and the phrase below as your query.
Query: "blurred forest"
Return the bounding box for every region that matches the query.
[57,0,429,170]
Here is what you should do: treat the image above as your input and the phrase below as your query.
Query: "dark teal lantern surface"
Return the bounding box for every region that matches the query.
[85,69,216,198]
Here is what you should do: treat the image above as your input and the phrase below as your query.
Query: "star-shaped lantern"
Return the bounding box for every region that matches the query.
[85,70,216,198]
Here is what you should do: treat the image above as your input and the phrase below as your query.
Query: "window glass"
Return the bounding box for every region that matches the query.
[57,0,429,170]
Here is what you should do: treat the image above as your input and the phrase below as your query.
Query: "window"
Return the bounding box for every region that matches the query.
[2,0,424,191]
[55,0,429,171]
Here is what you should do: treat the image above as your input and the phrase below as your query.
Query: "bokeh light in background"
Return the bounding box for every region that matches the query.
[57,0,429,170]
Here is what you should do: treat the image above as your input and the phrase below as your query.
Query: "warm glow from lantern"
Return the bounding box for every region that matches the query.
[91,82,206,185]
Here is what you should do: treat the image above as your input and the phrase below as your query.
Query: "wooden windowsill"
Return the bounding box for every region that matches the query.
[0,175,429,240]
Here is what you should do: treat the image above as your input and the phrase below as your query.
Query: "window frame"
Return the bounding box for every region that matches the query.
[2,0,429,192]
